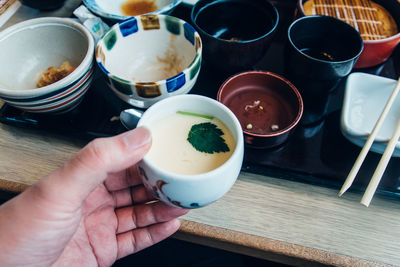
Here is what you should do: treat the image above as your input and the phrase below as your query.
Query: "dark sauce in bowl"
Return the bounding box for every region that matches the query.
[300,48,337,61]
[224,87,296,134]
[193,0,275,41]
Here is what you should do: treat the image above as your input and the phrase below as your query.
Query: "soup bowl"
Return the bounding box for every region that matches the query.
[191,0,279,74]
[20,0,66,10]
[0,17,95,113]
[136,94,244,208]
[96,14,202,108]
[296,0,400,68]
[217,71,303,149]
[83,0,182,22]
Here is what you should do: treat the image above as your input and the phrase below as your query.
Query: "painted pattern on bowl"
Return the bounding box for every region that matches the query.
[96,14,202,108]
[1,63,94,113]
[138,166,200,208]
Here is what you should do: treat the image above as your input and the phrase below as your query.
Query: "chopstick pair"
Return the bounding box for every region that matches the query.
[339,77,400,207]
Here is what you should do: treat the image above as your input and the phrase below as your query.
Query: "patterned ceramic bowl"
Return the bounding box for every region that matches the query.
[0,17,95,113]
[96,14,202,108]
[137,94,244,209]
[83,0,182,22]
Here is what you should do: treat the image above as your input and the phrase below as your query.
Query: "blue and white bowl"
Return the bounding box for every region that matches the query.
[83,0,182,22]
[0,17,95,113]
[96,14,202,108]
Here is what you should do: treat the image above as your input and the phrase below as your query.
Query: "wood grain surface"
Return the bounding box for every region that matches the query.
[0,116,399,266]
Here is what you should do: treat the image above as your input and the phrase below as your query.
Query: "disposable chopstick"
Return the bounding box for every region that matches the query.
[360,117,400,206]
[338,77,400,196]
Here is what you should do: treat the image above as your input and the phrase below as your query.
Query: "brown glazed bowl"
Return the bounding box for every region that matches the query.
[296,0,400,68]
[217,71,303,149]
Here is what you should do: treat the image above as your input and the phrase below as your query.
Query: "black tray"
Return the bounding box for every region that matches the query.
[1,3,400,199]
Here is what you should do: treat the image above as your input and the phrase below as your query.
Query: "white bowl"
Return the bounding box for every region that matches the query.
[0,17,95,113]
[341,72,400,157]
[83,0,182,21]
[96,14,202,108]
[137,94,244,208]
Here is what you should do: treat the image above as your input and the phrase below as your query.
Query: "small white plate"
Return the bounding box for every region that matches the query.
[341,72,400,157]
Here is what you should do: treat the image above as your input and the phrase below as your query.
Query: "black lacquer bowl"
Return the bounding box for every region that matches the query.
[191,0,279,74]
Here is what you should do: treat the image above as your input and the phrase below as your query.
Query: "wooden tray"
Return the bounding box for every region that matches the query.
[1,3,400,199]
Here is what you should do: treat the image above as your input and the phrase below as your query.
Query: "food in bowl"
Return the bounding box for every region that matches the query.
[96,14,202,108]
[302,0,397,41]
[146,110,235,175]
[83,0,182,22]
[136,94,244,208]
[121,0,158,16]
[218,71,303,149]
[37,61,76,88]
[0,17,95,113]
[224,88,295,135]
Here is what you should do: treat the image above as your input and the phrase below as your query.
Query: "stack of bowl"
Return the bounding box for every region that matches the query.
[0,17,95,113]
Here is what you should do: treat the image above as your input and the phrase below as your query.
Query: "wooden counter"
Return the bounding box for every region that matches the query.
[1,1,400,266]
[0,111,399,267]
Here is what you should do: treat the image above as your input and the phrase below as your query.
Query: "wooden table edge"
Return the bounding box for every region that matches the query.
[0,179,389,267]
[175,220,390,267]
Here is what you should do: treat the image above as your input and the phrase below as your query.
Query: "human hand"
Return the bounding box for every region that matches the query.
[0,127,188,267]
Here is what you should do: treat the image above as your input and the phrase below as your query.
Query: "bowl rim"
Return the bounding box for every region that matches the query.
[137,94,244,181]
[0,17,94,97]
[287,15,364,64]
[190,0,280,44]
[296,0,400,44]
[217,70,304,138]
[95,14,202,87]
[83,0,183,21]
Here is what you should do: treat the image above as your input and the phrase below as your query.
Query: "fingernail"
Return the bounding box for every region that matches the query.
[123,127,151,149]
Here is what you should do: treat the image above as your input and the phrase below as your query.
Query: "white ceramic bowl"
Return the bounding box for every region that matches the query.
[341,72,400,157]
[137,94,244,208]
[83,0,182,22]
[96,14,202,108]
[0,17,95,113]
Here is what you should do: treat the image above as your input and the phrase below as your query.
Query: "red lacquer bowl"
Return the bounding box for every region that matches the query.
[217,71,303,149]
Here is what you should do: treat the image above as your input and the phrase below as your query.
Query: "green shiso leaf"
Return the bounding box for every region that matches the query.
[187,122,230,154]
[177,111,213,120]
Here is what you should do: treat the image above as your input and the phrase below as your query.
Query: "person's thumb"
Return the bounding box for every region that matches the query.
[36,127,151,207]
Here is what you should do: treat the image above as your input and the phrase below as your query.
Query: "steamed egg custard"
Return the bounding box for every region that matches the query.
[146,111,236,175]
